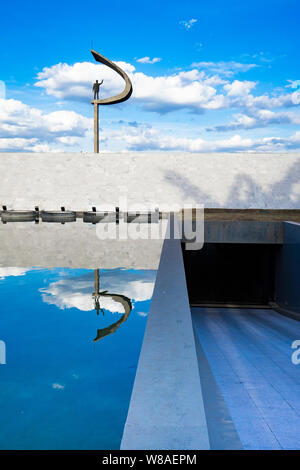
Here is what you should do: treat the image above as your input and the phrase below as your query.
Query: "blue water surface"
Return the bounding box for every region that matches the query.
[0,267,156,449]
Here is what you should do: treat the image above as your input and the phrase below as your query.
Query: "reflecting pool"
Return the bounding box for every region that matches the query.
[0,266,156,449]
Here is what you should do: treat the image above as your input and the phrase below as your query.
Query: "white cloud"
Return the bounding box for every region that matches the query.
[35,61,134,101]
[0,137,52,152]
[191,61,258,77]
[35,59,283,116]
[224,80,257,96]
[241,90,300,109]
[286,80,300,89]
[117,126,254,152]
[179,19,198,30]
[34,62,229,114]
[208,108,300,132]
[132,69,228,113]
[108,123,300,153]
[0,98,91,152]
[2,59,300,153]
[136,57,162,64]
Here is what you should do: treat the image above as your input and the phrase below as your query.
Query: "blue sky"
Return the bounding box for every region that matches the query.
[0,0,300,152]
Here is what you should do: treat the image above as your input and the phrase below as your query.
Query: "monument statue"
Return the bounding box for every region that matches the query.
[91,50,133,153]
[92,79,103,100]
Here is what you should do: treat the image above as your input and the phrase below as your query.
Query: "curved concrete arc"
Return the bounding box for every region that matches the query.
[91,50,133,105]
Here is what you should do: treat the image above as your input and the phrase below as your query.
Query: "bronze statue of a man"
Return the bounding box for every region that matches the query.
[92,79,103,100]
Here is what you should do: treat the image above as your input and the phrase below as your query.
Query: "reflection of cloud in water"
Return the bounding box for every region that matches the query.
[40,269,156,314]
[52,383,65,390]
[41,283,126,313]
[0,267,31,280]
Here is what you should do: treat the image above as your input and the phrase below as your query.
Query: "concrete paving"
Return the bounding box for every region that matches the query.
[193,307,300,450]
[193,330,243,450]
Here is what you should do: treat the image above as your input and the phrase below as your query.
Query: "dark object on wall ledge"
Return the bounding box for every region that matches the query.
[1,207,39,223]
[41,209,76,223]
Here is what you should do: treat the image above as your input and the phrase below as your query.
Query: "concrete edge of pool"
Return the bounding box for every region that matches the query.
[120,224,210,450]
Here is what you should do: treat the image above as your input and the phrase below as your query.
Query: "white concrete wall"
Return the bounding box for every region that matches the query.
[0,152,299,209]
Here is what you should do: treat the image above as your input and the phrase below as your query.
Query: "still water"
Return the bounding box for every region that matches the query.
[0,266,156,449]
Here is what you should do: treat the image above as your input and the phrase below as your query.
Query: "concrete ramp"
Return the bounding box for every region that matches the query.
[193,307,300,450]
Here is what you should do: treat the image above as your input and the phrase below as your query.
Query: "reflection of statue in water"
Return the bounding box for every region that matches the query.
[92,269,132,342]
[93,292,132,342]
[93,268,104,315]
[92,79,103,100]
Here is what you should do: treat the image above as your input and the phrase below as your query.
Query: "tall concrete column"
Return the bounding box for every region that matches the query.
[94,102,99,153]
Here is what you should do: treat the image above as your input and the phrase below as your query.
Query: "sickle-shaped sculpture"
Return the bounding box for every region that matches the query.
[91,50,133,105]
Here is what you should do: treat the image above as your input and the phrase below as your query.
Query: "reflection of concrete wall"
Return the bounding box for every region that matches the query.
[0,152,300,210]
[0,222,163,269]
[275,222,300,319]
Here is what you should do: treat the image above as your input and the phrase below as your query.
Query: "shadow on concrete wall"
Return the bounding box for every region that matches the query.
[164,159,300,208]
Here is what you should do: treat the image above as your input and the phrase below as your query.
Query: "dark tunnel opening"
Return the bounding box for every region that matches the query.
[182,242,279,307]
